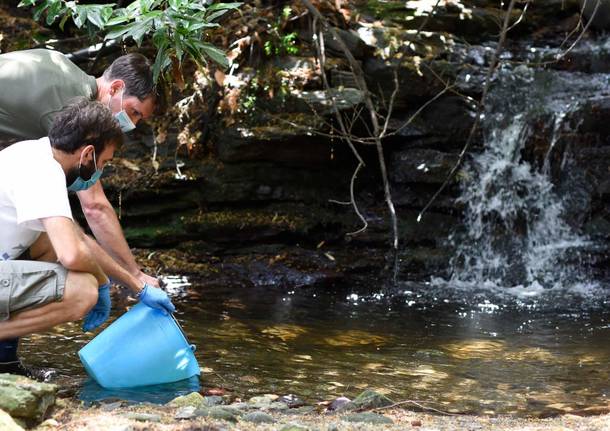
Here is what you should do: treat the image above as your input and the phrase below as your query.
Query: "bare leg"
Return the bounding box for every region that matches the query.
[0,271,97,339]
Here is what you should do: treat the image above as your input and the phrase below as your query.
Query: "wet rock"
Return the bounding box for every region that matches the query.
[242,411,276,424]
[344,389,394,411]
[342,412,394,424]
[167,391,206,409]
[0,409,23,431]
[0,374,57,425]
[329,396,351,411]
[121,412,161,422]
[280,394,305,408]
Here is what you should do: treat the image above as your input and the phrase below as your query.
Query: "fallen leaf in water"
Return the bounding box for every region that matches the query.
[323,330,387,347]
[261,324,308,341]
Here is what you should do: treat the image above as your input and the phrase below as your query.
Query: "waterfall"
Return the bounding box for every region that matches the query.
[449,104,590,289]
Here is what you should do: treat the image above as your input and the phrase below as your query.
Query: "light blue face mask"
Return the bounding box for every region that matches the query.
[67,149,103,192]
[110,87,136,133]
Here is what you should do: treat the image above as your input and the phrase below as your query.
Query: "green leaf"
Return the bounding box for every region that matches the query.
[152,46,171,83]
[105,14,131,26]
[59,10,72,30]
[105,22,137,40]
[205,2,242,12]
[17,0,37,7]
[205,9,230,22]
[45,0,64,25]
[199,42,229,69]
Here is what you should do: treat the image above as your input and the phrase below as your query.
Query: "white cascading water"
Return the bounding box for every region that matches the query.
[449,111,590,289]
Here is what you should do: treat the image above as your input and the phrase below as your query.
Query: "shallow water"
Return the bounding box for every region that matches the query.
[20,277,610,417]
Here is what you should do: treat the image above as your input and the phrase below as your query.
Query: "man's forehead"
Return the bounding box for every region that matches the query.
[128,96,155,119]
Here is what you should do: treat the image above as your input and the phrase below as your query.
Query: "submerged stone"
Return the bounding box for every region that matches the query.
[343,412,394,424]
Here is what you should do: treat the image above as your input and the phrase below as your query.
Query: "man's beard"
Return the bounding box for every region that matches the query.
[65,160,96,187]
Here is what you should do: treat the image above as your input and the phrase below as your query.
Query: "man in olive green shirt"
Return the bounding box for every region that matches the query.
[0,49,158,289]
[0,49,161,376]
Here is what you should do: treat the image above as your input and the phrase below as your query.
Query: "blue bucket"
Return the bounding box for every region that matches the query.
[78,302,200,388]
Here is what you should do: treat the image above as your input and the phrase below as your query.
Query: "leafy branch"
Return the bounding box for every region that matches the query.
[18,0,242,82]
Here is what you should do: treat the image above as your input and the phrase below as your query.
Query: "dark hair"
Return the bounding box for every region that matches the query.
[103,53,155,101]
[49,98,123,154]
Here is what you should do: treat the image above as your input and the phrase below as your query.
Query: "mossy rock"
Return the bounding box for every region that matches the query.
[0,374,57,425]
[342,389,393,411]
[167,392,206,409]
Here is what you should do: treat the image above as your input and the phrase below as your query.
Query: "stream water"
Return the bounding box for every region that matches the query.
[20,276,610,417]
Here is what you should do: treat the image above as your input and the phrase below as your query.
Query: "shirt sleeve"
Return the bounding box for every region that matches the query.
[11,159,73,231]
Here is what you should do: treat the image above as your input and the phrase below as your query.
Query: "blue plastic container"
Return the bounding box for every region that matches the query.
[78,303,200,388]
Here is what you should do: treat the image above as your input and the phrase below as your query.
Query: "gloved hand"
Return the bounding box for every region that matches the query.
[138,284,176,315]
[83,282,112,332]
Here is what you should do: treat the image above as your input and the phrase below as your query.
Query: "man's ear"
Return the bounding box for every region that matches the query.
[109,79,125,96]
[82,144,96,161]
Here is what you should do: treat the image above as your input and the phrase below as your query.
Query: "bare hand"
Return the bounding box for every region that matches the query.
[137,271,161,288]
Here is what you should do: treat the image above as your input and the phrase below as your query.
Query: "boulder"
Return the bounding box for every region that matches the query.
[0,374,57,426]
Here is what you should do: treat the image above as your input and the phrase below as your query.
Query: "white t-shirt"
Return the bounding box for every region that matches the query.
[0,137,73,260]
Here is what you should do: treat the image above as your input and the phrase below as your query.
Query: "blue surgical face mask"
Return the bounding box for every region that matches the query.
[109,87,136,133]
[67,149,103,192]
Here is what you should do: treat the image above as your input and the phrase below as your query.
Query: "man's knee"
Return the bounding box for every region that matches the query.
[63,272,98,321]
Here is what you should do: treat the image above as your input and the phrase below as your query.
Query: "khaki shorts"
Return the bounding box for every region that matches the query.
[0,260,67,321]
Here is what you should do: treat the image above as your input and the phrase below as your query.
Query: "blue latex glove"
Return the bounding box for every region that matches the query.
[138,284,176,315]
[83,282,112,332]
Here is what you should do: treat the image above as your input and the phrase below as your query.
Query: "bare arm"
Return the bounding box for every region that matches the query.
[41,216,108,285]
[76,228,144,295]
[76,181,160,287]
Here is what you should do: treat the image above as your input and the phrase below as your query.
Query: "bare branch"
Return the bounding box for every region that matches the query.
[380,68,400,138]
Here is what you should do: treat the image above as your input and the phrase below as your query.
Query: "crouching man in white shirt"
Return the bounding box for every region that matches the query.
[0,99,175,376]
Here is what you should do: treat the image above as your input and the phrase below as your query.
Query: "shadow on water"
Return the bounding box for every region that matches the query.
[19,276,610,417]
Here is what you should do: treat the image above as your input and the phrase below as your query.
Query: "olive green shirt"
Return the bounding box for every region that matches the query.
[0,49,97,140]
